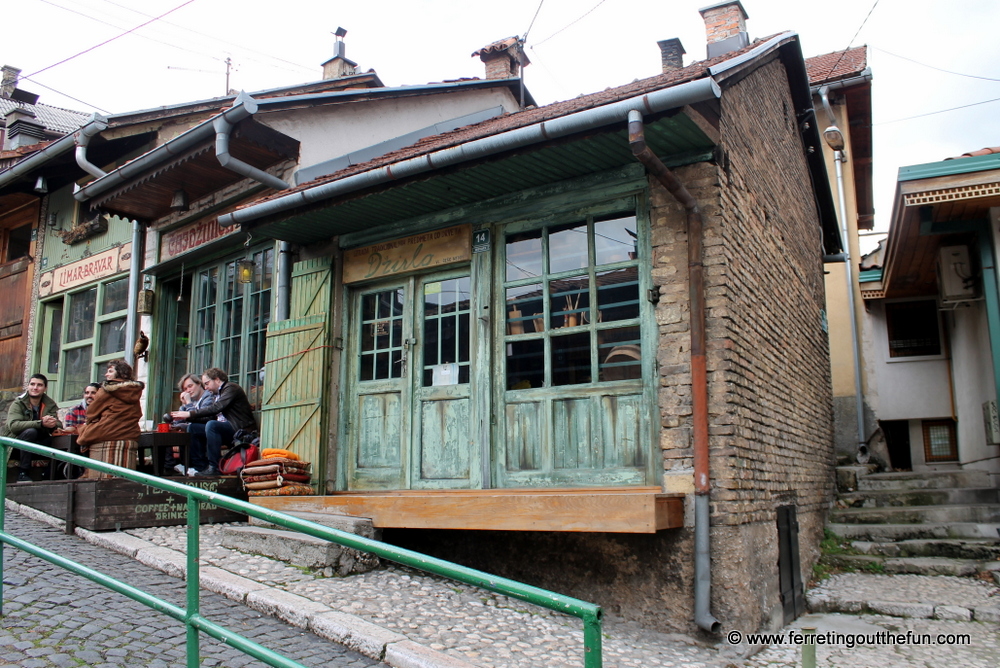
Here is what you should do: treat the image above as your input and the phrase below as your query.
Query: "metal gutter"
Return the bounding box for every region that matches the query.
[899,152,1000,182]
[218,76,723,228]
[808,68,872,95]
[0,114,106,190]
[74,92,259,203]
[74,116,110,179]
[858,269,882,283]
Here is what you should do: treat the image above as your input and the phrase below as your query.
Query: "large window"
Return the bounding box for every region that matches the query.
[40,276,129,402]
[504,213,641,389]
[885,300,941,358]
[190,247,273,408]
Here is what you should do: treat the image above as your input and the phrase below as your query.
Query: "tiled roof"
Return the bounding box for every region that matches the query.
[472,37,520,58]
[805,46,867,85]
[247,34,787,210]
[947,146,1000,160]
[0,98,89,134]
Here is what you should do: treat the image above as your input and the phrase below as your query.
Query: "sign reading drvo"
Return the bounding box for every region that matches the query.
[343,225,471,284]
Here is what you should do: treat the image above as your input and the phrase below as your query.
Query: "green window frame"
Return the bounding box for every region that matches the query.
[38,276,130,404]
[190,246,273,409]
[503,211,643,390]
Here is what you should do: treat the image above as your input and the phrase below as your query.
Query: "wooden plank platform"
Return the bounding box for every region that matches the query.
[249,487,683,533]
[6,477,246,531]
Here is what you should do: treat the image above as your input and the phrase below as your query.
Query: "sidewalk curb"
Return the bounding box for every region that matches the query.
[2,501,481,667]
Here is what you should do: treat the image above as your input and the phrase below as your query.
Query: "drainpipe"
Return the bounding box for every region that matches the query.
[124,220,143,366]
[275,241,293,321]
[213,115,290,191]
[628,109,720,634]
[73,114,109,180]
[820,87,867,460]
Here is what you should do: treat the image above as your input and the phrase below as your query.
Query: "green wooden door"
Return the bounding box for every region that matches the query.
[345,271,477,490]
[259,259,332,487]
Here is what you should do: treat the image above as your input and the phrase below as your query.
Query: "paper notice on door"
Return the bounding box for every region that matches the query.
[432,363,459,386]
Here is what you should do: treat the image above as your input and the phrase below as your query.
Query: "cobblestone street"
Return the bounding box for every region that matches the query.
[0,512,384,668]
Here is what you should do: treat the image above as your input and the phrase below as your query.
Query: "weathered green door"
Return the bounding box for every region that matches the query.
[345,271,477,490]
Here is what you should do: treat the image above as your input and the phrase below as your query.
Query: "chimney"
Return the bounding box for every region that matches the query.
[699,1,749,59]
[321,27,358,80]
[472,37,530,80]
[657,39,686,72]
[3,106,46,150]
[2,65,21,98]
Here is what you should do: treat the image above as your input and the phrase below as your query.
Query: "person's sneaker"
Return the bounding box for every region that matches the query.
[172,463,186,476]
[16,472,31,483]
[185,467,198,477]
[194,466,219,477]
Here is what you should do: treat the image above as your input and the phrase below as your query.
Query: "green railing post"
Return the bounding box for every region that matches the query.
[583,609,603,668]
[801,626,816,668]
[186,495,201,668]
[1,442,7,617]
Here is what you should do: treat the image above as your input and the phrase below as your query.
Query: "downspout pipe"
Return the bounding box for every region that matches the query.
[820,86,867,459]
[124,220,143,367]
[74,114,110,180]
[628,108,720,634]
[213,114,290,192]
[0,114,106,190]
[275,241,293,321]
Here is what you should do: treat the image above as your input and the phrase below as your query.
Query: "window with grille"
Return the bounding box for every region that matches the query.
[885,300,941,358]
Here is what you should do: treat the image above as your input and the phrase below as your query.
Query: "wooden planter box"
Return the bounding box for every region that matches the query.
[6,477,247,531]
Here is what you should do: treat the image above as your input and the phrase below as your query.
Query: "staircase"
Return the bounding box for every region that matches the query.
[828,466,1000,580]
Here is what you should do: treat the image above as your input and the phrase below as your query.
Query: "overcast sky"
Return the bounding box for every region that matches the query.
[7,0,1000,245]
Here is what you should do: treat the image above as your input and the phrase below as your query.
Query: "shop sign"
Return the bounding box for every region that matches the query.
[343,225,472,284]
[160,217,238,262]
[38,243,132,297]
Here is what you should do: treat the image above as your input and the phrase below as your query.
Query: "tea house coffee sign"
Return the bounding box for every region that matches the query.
[343,225,472,284]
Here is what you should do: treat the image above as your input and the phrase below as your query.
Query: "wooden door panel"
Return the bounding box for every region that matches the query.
[356,392,403,469]
[504,401,543,472]
[552,398,596,469]
[418,397,471,481]
[601,393,646,468]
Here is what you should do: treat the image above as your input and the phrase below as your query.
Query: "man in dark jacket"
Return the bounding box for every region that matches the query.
[1,374,63,482]
[171,367,258,476]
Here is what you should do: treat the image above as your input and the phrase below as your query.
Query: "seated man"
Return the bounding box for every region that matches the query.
[63,383,101,435]
[1,374,62,482]
[165,374,217,476]
[171,367,258,477]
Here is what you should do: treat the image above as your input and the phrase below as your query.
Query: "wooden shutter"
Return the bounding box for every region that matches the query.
[259,259,333,488]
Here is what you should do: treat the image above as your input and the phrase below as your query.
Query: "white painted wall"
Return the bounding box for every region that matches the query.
[948,305,998,471]
[258,89,520,174]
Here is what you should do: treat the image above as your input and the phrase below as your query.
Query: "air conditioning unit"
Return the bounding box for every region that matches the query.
[937,245,977,303]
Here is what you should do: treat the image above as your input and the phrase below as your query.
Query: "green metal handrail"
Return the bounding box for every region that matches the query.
[1,437,603,667]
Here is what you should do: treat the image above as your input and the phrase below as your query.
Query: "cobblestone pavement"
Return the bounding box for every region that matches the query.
[0,513,385,668]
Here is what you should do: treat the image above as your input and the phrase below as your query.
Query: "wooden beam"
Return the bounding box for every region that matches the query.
[249,487,684,534]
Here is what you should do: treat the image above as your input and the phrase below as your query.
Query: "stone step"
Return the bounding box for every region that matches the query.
[829,522,1000,541]
[249,510,381,540]
[221,524,380,576]
[855,469,991,491]
[822,554,985,577]
[850,538,1000,560]
[830,504,1000,525]
[838,487,999,508]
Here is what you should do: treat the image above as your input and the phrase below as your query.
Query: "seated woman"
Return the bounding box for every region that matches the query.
[77,360,144,480]
[164,373,217,476]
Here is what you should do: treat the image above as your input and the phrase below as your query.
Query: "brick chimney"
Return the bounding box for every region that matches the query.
[321,29,358,80]
[2,65,20,98]
[472,37,530,80]
[657,39,686,72]
[699,1,749,59]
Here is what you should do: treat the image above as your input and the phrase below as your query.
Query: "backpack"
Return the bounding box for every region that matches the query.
[219,433,261,475]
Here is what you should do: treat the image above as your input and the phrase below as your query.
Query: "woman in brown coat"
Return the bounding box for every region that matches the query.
[77,359,144,480]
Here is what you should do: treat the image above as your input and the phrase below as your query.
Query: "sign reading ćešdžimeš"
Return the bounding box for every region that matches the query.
[343,225,471,284]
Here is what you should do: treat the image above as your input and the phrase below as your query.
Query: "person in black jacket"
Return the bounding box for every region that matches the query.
[170,367,258,476]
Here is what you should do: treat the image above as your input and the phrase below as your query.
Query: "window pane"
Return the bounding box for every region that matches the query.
[594,215,638,265]
[549,275,589,330]
[507,339,544,390]
[66,288,96,343]
[548,222,588,274]
[102,277,129,314]
[506,284,544,334]
[886,300,940,357]
[598,326,642,381]
[926,425,952,458]
[6,223,31,262]
[63,347,92,402]
[46,306,62,375]
[506,230,543,281]
[596,268,640,322]
[99,317,127,356]
[552,332,591,386]
[360,289,404,380]
[422,278,471,387]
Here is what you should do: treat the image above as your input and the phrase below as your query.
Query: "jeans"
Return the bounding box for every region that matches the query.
[13,428,52,472]
[187,421,235,471]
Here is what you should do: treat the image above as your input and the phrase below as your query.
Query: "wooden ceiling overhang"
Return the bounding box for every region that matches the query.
[87,119,299,222]
[882,164,1000,299]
